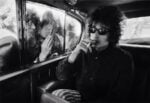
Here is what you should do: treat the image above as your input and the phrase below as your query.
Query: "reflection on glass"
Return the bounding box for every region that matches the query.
[0,0,20,74]
[65,15,81,52]
[25,1,65,64]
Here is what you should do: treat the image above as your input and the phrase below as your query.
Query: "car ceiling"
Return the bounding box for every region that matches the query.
[29,0,150,18]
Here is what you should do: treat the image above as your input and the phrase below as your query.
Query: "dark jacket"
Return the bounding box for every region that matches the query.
[56,45,134,102]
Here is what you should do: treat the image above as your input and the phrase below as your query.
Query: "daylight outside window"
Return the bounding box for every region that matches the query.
[120,16,150,46]
[0,0,18,37]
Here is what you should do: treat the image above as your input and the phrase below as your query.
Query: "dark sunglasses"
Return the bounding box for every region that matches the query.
[88,25,109,35]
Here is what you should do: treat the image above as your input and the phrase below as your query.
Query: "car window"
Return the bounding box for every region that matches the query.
[0,0,20,74]
[24,1,82,64]
[119,16,150,46]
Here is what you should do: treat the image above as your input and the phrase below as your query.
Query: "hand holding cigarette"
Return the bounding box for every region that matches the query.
[68,39,92,63]
[78,39,92,53]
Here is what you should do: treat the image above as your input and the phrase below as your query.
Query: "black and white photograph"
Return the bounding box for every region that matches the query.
[0,0,150,103]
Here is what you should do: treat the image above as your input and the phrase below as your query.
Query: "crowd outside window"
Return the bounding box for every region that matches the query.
[24,9,41,64]
[38,11,63,62]
[25,10,63,64]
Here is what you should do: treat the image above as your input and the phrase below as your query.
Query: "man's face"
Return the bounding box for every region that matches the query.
[26,21,36,36]
[40,23,53,39]
[89,22,109,51]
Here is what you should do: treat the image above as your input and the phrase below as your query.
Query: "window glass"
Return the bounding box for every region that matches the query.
[0,0,18,36]
[25,1,65,63]
[0,0,20,74]
[120,16,150,45]
[25,1,82,64]
[65,15,82,52]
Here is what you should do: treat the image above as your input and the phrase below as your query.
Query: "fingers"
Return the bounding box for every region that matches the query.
[79,41,88,50]
[52,89,81,103]
[44,35,53,48]
[79,39,91,53]
[87,42,92,53]
[52,89,81,98]
[41,35,53,57]
[51,21,57,34]
[48,36,53,47]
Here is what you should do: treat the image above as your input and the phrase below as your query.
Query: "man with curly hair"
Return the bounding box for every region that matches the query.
[41,5,134,103]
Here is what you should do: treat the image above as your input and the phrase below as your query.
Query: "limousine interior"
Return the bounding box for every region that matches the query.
[0,0,150,103]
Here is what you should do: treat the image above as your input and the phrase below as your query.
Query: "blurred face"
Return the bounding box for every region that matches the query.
[40,23,53,39]
[26,21,36,36]
[26,20,37,52]
[89,22,110,51]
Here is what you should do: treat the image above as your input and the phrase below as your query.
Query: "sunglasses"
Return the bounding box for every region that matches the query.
[88,25,110,35]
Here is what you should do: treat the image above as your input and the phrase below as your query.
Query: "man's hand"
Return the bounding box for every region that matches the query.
[39,35,53,61]
[68,39,92,63]
[52,89,81,103]
[78,39,92,53]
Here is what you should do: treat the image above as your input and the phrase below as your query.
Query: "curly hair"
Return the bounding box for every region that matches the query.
[25,9,40,26]
[89,6,125,46]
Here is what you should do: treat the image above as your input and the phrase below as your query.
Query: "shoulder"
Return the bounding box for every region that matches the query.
[112,46,133,61]
[111,46,134,71]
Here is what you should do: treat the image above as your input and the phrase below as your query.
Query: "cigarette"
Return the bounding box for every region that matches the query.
[87,42,91,48]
